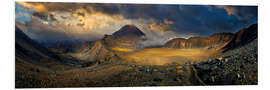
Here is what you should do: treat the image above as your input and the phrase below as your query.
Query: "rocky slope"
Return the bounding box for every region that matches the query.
[110,25,146,49]
[72,39,114,62]
[193,38,258,85]
[38,40,89,53]
[15,25,91,87]
[164,33,233,49]
[70,25,146,62]
[15,23,258,87]
[221,24,258,52]
[16,26,61,63]
[16,38,257,87]
[15,25,83,68]
[113,25,145,38]
[164,24,258,52]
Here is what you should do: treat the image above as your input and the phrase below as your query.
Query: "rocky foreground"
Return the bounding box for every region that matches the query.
[15,24,257,87]
[16,39,257,87]
[193,39,258,85]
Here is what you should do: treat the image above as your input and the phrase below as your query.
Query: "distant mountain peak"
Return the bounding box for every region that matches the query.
[113,25,145,38]
[125,25,137,29]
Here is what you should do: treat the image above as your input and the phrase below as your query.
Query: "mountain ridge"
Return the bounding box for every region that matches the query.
[164,24,257,51]
[221,24,258,52]
[164,32,234,49]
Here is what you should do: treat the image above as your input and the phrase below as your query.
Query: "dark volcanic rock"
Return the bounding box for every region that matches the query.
[113,25,145,38]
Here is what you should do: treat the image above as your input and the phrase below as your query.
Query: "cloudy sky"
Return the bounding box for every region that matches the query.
[15,2,257,46]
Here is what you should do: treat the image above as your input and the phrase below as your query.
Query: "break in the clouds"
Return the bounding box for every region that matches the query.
[15,2,257,46]
[15,3,34,24]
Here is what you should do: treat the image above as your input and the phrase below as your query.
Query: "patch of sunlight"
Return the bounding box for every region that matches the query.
[121,48,218,65]
[112,47,134,52]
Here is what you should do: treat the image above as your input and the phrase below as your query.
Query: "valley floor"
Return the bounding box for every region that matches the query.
[15,40,258,88]
[122,48,219,65]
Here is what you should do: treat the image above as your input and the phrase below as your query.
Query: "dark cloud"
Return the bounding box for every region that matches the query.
[216,6,258,26]
[84,4,257,36]
[23,17,102,42]
[16,2,258,45]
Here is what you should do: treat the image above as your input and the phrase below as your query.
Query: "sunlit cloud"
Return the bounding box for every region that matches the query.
[15,3,34,24]
[149,19,174,32]
[218,6,237,16]
[15,2,257,46]
[15,2,189,45]
[17,1,48,13]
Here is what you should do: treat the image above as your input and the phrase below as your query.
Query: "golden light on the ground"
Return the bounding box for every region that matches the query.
[112,47,134,52]
[122,48,218,65]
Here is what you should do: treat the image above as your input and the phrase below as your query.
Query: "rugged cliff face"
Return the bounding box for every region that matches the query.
[164,33,234,49]
[221,24,258,52]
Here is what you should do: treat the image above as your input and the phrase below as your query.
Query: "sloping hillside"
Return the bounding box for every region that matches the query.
[165,33,233,49]
[194,38,258,85]
[221,24,258,52]
[69,25,146,63]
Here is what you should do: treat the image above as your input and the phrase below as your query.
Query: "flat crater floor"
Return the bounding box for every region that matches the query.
[121,48,220,65]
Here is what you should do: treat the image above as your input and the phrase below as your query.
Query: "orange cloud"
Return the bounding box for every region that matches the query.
[149,19,174,32]
[16,1,48,12]
[16,2,183,46]
[224,7,237,16]
[164,19,174,25]
[217,6,237,16]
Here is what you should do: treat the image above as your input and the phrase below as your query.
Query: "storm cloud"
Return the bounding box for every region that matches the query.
[15,2,257,46]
